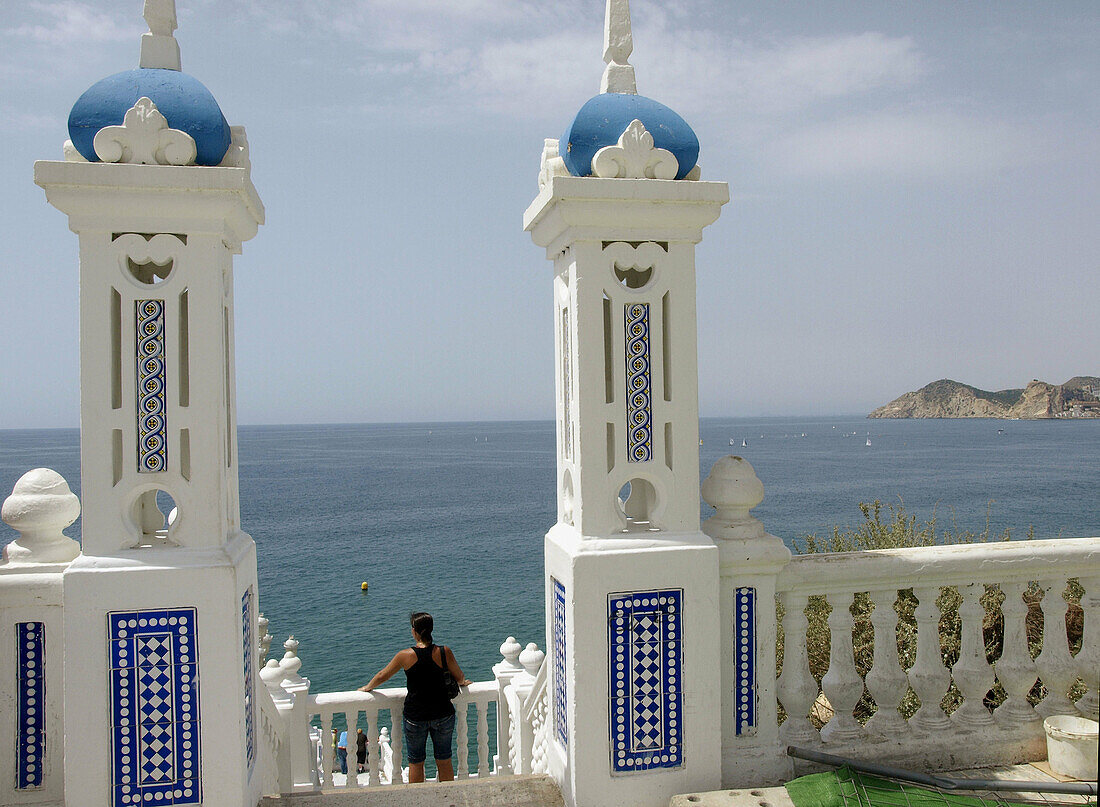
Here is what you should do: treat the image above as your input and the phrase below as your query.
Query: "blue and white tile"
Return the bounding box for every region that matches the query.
[607,588,684,774]
[108,607,201,806]
[734,587,757,735]
[17,621,46,790]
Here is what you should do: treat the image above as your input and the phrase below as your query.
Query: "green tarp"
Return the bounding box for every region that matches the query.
[786,766,999,807]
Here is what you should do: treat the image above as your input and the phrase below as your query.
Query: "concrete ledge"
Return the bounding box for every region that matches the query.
[671,785,793,807]
[260,775,562,807]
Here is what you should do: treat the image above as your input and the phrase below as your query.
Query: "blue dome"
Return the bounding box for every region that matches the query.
[68,69,231,166]
[561,93,699,180]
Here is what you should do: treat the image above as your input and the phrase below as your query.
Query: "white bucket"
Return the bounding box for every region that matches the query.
[1043,715,1098,781]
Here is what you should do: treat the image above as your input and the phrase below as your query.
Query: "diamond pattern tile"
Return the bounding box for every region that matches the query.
[109,608,201,806]
[734,587,756,736]
[608,589,684,774]
[552,577,568,748]
[16,621,46,790]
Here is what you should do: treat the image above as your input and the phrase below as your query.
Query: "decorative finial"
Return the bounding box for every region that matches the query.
[601,0,637,94]
[141,0,182,71]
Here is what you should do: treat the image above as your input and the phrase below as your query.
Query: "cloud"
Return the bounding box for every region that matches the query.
[768,110,1038,178]
[0,106,62,133]
[358,24,925,131]
[4,2,141,46]
[609,29,927,122]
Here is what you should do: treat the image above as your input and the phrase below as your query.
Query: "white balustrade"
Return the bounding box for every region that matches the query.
[307,683,497,788]
[995,581,1041,728]
[772,537,1099,770]
[819,593,865,742]
[776,592,817,744]
[950,583,996,729]
[908,586,951,732]
[863,589,907,738]
[1076,576,1100,720]
[1033,579,1078,717]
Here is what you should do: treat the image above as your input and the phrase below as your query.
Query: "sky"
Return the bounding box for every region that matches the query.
[0,0,1097,428]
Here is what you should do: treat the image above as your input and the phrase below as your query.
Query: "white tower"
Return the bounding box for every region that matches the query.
[35,3,264,806]
[525,3,728,805]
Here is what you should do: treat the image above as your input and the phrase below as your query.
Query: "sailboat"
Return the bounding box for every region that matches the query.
[742,439,748,448]
[866,436,872,447]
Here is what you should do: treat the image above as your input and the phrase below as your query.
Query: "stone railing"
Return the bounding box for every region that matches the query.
[703,456,1100,785]
[772,539,1098,770]
[256,631,550,794]
[495,638,550,776]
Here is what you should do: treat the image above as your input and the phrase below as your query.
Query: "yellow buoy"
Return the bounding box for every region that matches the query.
[361,582,369,591]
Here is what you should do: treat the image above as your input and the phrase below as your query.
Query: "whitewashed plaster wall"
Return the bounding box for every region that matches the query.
[527,172,730,807]
[1,469,81,807]
[35,120,265,807]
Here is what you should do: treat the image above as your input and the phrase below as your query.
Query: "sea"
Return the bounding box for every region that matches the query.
[2,416,1097,765]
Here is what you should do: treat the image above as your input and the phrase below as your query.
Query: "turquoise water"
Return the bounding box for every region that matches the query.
[1,417,1097,695]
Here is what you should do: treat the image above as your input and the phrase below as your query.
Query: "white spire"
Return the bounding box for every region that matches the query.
[601,0,637,94]
[140,0,182,71]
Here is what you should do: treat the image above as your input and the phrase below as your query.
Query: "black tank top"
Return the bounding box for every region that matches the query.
[402,644,455,721]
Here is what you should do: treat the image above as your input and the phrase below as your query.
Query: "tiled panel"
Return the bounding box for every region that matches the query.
[734,587,757,735]
[608,589,683,773]
[552,577,568,748]
[16,622,46,790]
[109,609,201,806]
[624,303,652,462]
[242,586,256,775]
[136,299,168,473]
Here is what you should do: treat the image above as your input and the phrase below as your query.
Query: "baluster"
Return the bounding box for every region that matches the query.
[1075,576,1099,720]
[476,698,490,776]
[319,713,335,789]
[378,728,392,785]
[389,711,405,784]
[777,592,819,743]
[455,701,470,778]
[820,592,865,741]
[864,589,909,738]
[908,586,951,731]
[951,583,996,728]
[994,581,1040,727]
[531,694,549,774]
[365,709,381,787]
[1033,579,1078,717]
[344,711,359,788]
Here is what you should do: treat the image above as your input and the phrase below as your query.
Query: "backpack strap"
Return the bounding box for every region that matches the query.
[437,644,448,670]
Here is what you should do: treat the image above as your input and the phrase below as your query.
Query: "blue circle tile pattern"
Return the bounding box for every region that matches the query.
[17,622,46,790]
[560,94,699,180]
[625,303,653,462]
[69,69,231,166]
[734,587,757,735]
[136,299,168,473]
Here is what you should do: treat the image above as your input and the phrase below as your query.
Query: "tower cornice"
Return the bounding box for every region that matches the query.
[35,160,264,248]
[524,176,728,256]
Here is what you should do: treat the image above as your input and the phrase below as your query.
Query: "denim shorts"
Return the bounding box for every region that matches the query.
[403,713,456,764]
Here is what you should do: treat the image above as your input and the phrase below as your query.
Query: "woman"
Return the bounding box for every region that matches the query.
[358,612,471,783]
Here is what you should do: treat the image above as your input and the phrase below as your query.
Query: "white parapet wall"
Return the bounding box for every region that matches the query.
[34,73,265,807]
[1,469,81,807]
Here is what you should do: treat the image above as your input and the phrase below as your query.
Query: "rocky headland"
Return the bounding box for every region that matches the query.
[869,376,1100,419]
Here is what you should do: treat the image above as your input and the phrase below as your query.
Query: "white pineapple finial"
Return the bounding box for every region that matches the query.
[140,0,182,71]
[601,0,637,94]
